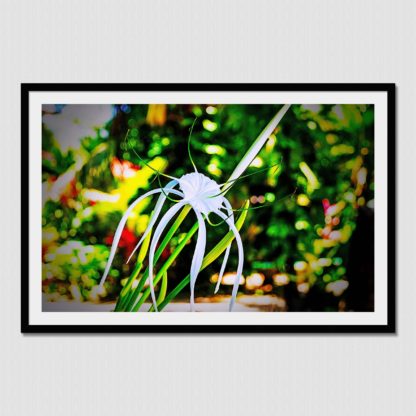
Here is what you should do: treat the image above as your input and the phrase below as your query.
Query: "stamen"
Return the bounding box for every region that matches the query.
[156,174,183,203]
[124,129,177,181]
[228,188,298,213]
[205,160,282,200]
[219,161,281,187]
[187,118,199,173]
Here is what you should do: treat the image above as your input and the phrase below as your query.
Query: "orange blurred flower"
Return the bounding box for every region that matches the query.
[110,157,140,180]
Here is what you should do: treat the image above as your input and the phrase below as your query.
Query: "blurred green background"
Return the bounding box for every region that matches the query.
[41,103,374,311]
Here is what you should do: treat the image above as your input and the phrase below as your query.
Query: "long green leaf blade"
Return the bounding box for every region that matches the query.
[157,200,250,311]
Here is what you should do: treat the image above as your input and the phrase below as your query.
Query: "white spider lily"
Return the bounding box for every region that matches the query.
[100,104,290,312]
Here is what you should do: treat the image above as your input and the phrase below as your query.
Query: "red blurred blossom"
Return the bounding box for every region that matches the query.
[321,198,343,240]
[104,228,172,262]
[42,245,48,260]
[321,226,332,239]
[44,174,79,207]
[161,246,171,261]
[322,198,331,215]
[105,228,137,258]
[110,157,140,180]
[322,198,341,217]
[59,178,78,206]
[42,150,55,163]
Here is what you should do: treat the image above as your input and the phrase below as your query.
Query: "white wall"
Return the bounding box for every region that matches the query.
[1,1,414,415]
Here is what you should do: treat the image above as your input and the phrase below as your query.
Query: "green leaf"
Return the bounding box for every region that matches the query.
[119,205,192,311]
[157,200,250,311]
[131,220,199,312]
[157,271,168,305]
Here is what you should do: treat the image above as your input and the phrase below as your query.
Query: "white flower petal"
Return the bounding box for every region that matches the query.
[215,246,230,294]
[215,197,234,294]
[126,180,182,263]
[215,210,244,312]
[99,188,168,288]
[178,172,223,214]
[189,209,207,312]
[214,244,231,294]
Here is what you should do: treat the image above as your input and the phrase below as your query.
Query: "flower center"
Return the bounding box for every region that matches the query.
[178,172,223,215]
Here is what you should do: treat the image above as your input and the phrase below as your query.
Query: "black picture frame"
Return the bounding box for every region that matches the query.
[21,83,396,334]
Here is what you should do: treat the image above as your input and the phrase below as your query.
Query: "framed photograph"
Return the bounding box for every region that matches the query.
[21,83,395,333]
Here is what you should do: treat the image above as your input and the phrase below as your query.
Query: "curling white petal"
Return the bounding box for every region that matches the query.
[99,188,168,288]
[215,246,230,294]
[148,202,186,312]
[189,209,207,312]
[126,181,183,263]
[214,197,234,294]
[215,210,244,312]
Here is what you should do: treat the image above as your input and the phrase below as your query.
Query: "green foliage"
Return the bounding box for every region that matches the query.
[41,103,374,311]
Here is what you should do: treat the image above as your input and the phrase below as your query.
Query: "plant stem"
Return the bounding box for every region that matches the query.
[157,271,168,305]
[121,205,192,311]
[158,276,190,311]
[148,271,168,312]
[114,260,143,311]
[115,227,153,311]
